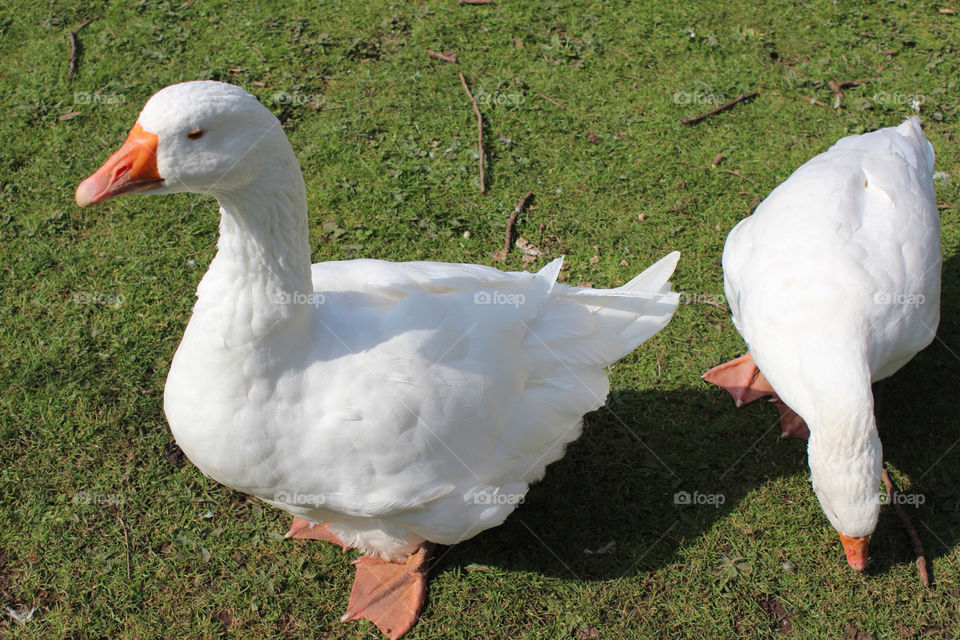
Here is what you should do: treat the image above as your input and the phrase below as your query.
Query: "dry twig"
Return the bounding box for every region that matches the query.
[427,49,458,63]
[493,192,534,261]
[538,92,566,109]
[459,0,493,4]
[716,168,758,186]
[799,95,828,108]
[67,19,93,80]
[459,71,486,194]
[828,78,870,94]
[881,467,930,587]
[682,298,729,312]
[681,91,759,125]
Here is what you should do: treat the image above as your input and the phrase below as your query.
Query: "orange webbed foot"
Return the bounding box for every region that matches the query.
[702,352,775,407]
[341,545,432,640]
[705,352,810,439]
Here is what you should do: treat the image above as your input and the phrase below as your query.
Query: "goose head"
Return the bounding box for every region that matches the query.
[76,81,293,207]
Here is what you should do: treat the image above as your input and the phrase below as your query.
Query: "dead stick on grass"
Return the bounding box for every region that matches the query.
[427,49,458,63]
[539,92,566,109]
[682,298,729,312]
[681,91,759,125]
[497,192,534,259]
[459,0,493,4]
[459,71,486,194]
[717,168,758,186]
[67,19,93,80]
[881,467,930,587]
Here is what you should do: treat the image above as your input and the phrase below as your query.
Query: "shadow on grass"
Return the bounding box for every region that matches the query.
[436,386,809,581]
[435,251,960,583]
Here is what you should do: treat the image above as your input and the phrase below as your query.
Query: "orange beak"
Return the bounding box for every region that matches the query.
[839,532,870,571]
[76,123,163,207]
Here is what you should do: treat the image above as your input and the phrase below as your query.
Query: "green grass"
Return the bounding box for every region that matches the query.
[2,1,959,638]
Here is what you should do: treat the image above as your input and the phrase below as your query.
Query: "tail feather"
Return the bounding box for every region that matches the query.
[622,250,681,294]
[496,252,680,484]
[524,252,680,366]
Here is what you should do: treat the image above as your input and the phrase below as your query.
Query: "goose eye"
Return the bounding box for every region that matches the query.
[187,129,204,140]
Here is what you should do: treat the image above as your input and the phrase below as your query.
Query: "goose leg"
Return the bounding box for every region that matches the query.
[770,398,810,439]
[284,517,353,552]
[702,352,775,407]
[341,544,432,640]
[704,352,810,439]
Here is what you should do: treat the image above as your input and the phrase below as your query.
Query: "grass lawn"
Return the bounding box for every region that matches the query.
[2,1,959,638]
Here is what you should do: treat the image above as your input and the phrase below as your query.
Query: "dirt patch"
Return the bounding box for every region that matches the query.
[757,594,792,632]
[844,623,876,640]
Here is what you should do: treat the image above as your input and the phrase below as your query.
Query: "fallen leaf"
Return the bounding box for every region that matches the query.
[515,237,543,256]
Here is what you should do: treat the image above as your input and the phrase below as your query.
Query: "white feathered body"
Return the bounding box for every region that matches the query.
[165,230,678,558]
[721,118,939,536]
[74,80,681,562]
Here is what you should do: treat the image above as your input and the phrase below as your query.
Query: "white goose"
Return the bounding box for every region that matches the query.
[704,118,940,571]
[75,81,680,639]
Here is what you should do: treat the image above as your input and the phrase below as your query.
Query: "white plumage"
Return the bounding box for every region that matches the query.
[709,118,939,567]
[77,81,680,562]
